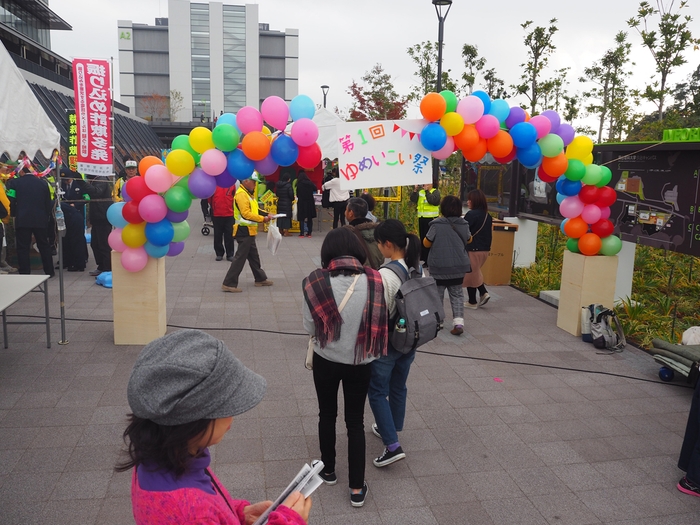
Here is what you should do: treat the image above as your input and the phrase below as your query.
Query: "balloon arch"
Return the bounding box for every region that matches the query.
[105,91,621,273]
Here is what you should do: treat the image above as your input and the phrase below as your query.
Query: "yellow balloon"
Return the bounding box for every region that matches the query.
[440,112,465,137]
[122,222,147,248]
[189,126,215,153]
[566,135,594,160]
[166,149,195,177]
[582,153,594,166]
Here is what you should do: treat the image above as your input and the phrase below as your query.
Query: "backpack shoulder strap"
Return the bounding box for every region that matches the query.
[381,260,409,283]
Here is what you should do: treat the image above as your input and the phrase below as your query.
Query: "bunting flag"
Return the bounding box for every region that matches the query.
[392,122,420,141]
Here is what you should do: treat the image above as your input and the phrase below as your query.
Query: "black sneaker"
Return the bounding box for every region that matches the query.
[371,423,381,439]
[319,471,337,485]
[350,482,368,507]
[373,446,406,467]
[678,476,700,497]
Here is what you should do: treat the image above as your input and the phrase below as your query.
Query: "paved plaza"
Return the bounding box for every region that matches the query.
[1,212,700,524]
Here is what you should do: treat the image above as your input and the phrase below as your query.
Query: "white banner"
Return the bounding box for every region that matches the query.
[336,119,433,190]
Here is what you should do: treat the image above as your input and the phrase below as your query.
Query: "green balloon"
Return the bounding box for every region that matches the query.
[581,164,602,186]
[212,124,240,152]
[171,134,201,164]
[171,220,191,242]
[538,133,564,158]
[440,90,458,113]
[165,186,193,213]
[599,234,622,256]
[564,159,586,181]
[597,165,613,188]
[566,237,580,253]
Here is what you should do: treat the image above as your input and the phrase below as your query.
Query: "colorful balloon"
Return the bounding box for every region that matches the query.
[189,127,215,154]
[505,106,527,129]
[597,165,613,188]
[216,113,239,133]
[510,122,538,148]
[164,186,193,213]
[440,112,465,136]
[516,143,542,168]
[121,246,148,272]
[212,124,240,152]
[432,136,455,160]
[108,228,127,252]
[475,114,500,139]
[556,177,582,197]
[122,201,143,224]
[566,237,581,253]
[462,138,487,162]
[122,222,147,248]
[188,167,217,199]
[529,115,552,139]
[440,90,458,113]
[471,91,491,114]
[144,241,169,259]
[296,142,322,169]
[125,176,154,203]
[486,131,514,158]
[270,134,299,167]
[559,195,585,218]
[591,218,614,237]
[167,241,186,257]
[227,149,256,179]
[145,219,175,246]
[578,185,601,204]
[289,95,315,121]
[420,122,447,151]
[166,149,195,177]
[199,149,228,176]
[261,95,290,130]
[215,171,237,188]
[138,194,168,223]
[538,134,565,158]
[454,124,480,151]
[540,110,561,133]
[236,106,263,134]
[166,209,189,223]
[420,92,447,121]
[564,216,588,238]
[144,164,173,193]
[555,123,575,146]
[172,134,201,164]
[254,155,279,176]
[581,204,602,224]
[107,202,128,229]
[138,156,164,177]
[290,118,319,147]
[488,99,510,123]
[456,95,485,125]
[541,153,568,178]
[578,233,602,256]
[600,234,622,256]
[241,131,272,161]
[581,164,603,186]
[564,159,586,181]
[596,186,617,208]
[171,220,191,243]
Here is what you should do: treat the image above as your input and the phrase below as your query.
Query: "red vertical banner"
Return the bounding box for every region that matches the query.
[72,58,113,176]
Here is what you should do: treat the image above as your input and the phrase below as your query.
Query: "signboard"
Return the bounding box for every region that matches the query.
[336,119,432,190]
[600,145,700,256]
[66,110,78,172]
[72,58,113,176]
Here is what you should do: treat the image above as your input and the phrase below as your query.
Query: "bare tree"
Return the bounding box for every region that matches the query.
[169,90,185,122]
[140,92,168,121]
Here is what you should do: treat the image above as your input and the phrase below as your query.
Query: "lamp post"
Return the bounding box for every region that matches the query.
[432,0,452,186]
[321,85,329,108]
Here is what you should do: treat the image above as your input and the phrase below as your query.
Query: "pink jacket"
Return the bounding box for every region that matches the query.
[131,468,306,525]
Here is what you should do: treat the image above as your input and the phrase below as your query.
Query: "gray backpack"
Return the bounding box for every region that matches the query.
[383,261,445,354]
[582,304,625,352]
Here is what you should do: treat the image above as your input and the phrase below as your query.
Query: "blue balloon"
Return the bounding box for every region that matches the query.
[107,202,128,229]
[144,241,169,258]
[557,178,582,197]
[270,134,299,166]
[560,218,569,235]
[471,91,492,115]
[556,192,566,204]
[510,122,538,148]
[145,219,175,247]
[227,149,255,179]
[488,99,510,123]
[516,143,542,168]
[289,95,315,121]
[216,113,240,133]
[420,123,447,151]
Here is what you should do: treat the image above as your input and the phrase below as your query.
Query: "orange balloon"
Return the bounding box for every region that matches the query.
[241,131,271,161]
[541,152,569,177]
[138,156,163,177]
[463,137,488,162]
[454,125,479,151]
[564,217,588,239]
[524,111,531,122]
[420,92,447,121]
[578,232,602,256]
[486,130,514,158]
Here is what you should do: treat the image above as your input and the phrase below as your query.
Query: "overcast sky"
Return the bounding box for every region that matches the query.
[49,0,700,123]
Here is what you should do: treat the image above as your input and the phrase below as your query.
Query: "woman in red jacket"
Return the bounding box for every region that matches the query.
[209,186,235,261]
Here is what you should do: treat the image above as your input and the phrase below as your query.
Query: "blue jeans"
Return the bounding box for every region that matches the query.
[368,343,416,446]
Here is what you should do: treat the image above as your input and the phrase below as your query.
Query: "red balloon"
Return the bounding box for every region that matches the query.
[590,219,614,237]
[578,185,601,204]
[493,148,517,164]
[595,186,617,208]
[537,166,558,183]
[296,143,322,169]
[125,176,155,203]
[122,200,143,224]
[578,232,602,256]
[564,217,589,238]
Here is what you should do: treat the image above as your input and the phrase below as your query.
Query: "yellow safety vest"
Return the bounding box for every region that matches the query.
[113,178,126,202]
[234,186,261,234]
[416,189,439,218]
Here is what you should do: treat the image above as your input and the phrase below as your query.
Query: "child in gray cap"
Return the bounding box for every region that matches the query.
[117,329,312,524]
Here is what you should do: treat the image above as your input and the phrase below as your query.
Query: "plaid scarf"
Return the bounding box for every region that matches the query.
[303,256,387,364]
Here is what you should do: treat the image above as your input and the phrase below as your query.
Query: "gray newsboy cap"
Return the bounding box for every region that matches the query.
[127,329,266,425]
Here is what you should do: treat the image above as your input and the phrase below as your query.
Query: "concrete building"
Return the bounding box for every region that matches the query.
[118,0,299,123]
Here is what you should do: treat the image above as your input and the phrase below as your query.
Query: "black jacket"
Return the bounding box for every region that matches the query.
[88,177,114,224]
[6,174,53,228]
[464,209,492,252]
[275,180,294,218]
[296,178,317,220]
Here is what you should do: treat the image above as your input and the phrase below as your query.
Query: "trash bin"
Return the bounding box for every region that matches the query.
[481,219,519,285]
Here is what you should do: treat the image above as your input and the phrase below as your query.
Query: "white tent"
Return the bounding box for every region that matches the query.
[286,107,343,161]
[0,41,61,160]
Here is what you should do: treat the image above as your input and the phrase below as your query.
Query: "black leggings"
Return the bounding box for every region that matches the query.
[332,200,348,229]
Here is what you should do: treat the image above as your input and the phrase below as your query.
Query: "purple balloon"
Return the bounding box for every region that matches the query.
[121,183,131,203]
[541,110,561,134]
[216,170,237,188]
[167,241,185,257]
[254,154,279,176]
[555,123,576,146]
[505,107,526,129]
[166,209,189,222]
[188,167,217,199]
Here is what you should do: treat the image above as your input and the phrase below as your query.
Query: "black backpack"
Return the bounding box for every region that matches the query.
[382,261,445,354]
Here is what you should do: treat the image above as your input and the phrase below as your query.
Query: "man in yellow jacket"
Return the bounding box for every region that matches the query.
[221,178,274,293]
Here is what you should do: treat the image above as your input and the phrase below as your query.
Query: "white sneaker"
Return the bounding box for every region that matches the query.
[479,293,490,306]
[464,302,478,310]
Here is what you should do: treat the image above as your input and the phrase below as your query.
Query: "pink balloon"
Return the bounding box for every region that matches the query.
[456,95,485,125]
[559,196,585,218]
[474,114,500,139]
[236,106,263,135]
[108,228,127,252]
[581,204,602,224]
[138,194,168,223]
[261,96,290,130]
[290,118,319,147]
[200,149,227,176]
[529,115,552,139]
[599,206,611,220]
[144,165,172,193]
[121,246,148,272]
[432,136,455,160]
[254,155,279,176]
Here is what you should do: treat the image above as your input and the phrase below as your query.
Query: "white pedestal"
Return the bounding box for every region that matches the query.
[112,252,166,345]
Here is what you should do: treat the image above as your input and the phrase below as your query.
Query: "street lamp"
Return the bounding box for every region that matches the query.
[432,0,452,185]
[321,85,329,108]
